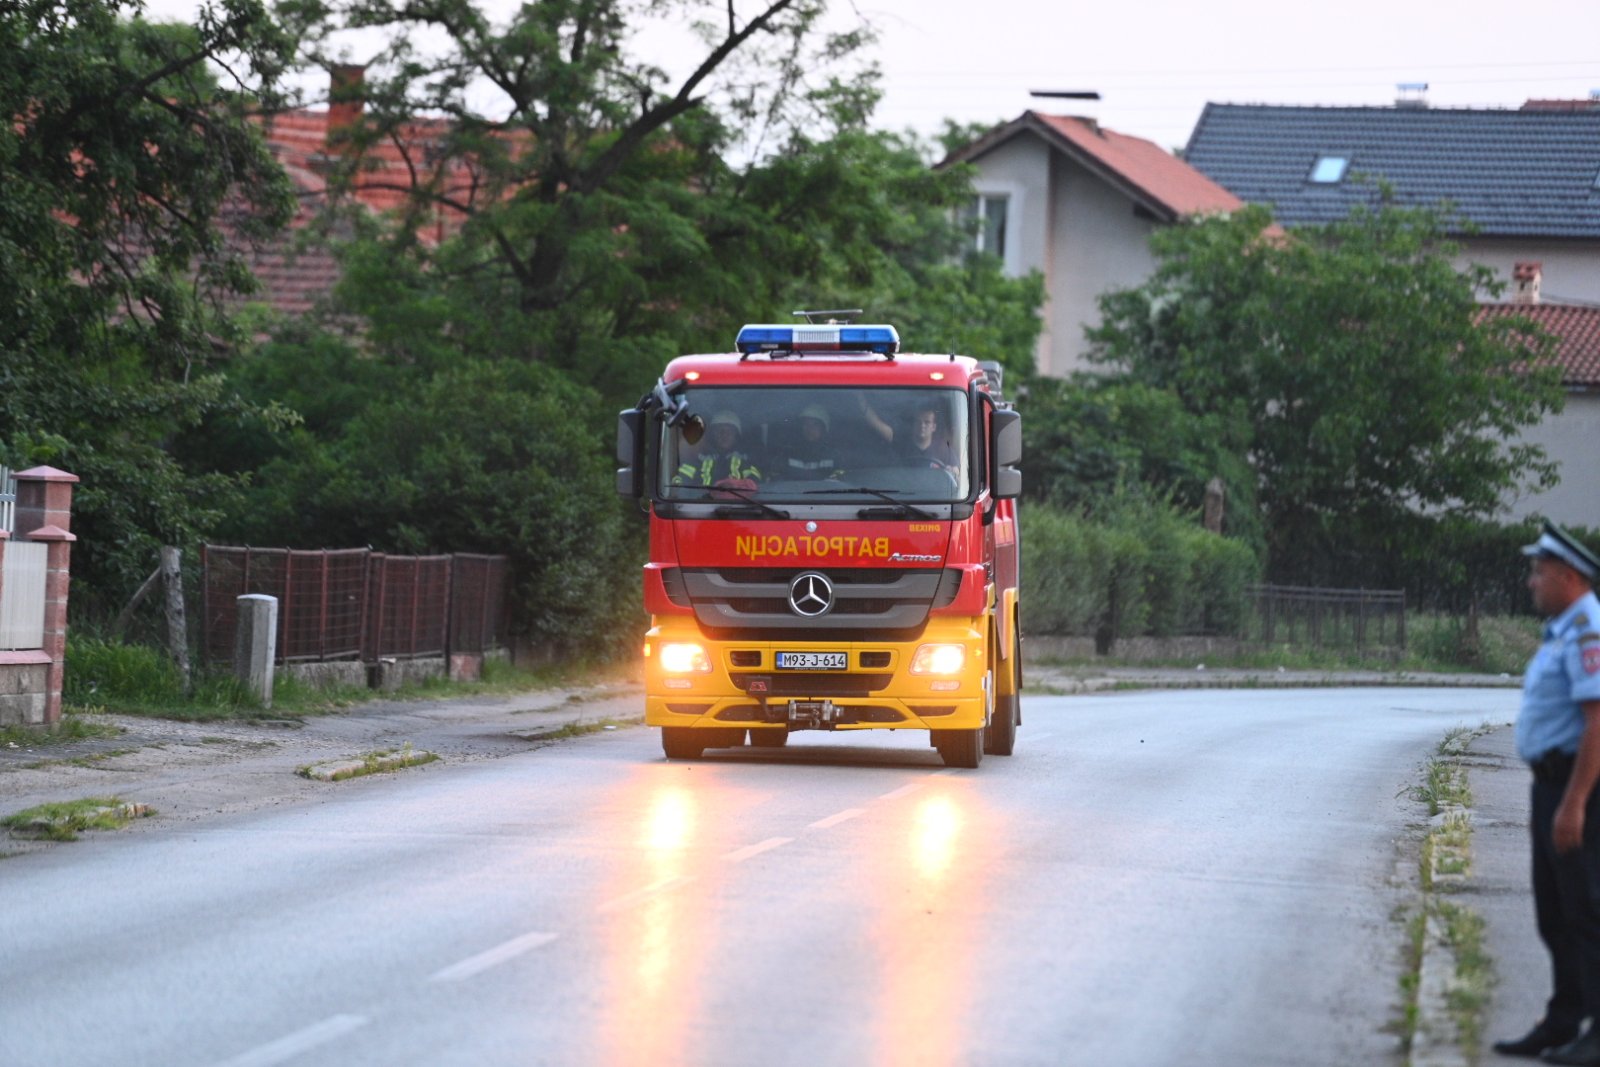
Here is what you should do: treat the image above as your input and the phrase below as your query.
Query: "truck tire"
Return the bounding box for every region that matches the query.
[749,728,789,748]
[661,728,704,760]
[936,727,984,769]
[985,639,1019,757]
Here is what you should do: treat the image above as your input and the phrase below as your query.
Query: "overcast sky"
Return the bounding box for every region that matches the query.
[143,0,1600,151]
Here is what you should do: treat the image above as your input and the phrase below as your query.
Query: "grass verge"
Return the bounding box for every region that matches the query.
[297,745,439,782]
[2,797,152,841]
[1397,723,1497,1064]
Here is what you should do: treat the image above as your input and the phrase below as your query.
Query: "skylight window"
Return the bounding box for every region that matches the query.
[1309,155,1349,184]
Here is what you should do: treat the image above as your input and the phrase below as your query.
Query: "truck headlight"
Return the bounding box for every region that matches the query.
[659,643,712,673]
[910,643,965,675]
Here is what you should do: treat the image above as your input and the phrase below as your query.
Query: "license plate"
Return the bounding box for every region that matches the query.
[776,651,847,670]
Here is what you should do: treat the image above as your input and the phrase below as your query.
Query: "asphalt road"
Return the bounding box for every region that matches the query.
[0,686,1518,1067]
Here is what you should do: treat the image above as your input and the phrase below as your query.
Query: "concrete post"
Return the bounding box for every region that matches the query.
[234,594,278,709]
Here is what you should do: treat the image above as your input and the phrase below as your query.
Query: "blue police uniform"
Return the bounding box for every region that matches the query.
[1517,577,1600,1054]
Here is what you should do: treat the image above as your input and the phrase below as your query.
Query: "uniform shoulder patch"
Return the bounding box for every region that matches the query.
[1585,642,1600,676]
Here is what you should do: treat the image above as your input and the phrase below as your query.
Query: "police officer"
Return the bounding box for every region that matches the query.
[676,410,760,486]
[1495,521,1600,1063]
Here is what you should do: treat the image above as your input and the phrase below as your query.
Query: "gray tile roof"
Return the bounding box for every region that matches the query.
[1184,104,1600,237]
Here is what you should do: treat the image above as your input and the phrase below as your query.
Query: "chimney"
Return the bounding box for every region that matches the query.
[1512,261,1542,305]
[1395,81,1429,109]
[328,64,366,136]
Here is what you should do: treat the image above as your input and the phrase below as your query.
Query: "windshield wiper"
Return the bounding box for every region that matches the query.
[803,486,936,521]
[695,483,789,520]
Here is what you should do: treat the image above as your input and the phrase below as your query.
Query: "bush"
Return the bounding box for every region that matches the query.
[64,637,186,706]
[1020,500,1259,638]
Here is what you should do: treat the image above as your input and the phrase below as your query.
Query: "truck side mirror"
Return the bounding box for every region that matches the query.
[616,408,644,498]
[990,408,1021,500]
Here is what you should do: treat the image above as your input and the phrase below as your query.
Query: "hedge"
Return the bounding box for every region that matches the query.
[1019,501,1259,638]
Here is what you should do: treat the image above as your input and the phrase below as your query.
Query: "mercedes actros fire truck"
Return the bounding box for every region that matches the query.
[616,317,1022,768]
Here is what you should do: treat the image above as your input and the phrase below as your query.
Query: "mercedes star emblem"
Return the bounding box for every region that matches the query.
[788,571,834,617]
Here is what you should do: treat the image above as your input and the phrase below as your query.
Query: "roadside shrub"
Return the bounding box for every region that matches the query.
[1020,500,1259,638]
[64,637,185,706]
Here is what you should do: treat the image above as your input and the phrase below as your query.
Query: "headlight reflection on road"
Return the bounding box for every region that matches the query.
[909,794,962,882]
[642,786,695,852]
[872,788,987,1067]
[598,776,709,1065]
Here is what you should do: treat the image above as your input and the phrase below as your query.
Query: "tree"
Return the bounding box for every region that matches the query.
[1086,202,1564,572]
[280,1,1041,401]
[0,1,299,595]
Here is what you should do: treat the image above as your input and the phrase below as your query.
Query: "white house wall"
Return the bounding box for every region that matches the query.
[1456,238,1600,304]
[1504,391,1600,528]
[968,136,1051,361]
[1046,155,1162,378]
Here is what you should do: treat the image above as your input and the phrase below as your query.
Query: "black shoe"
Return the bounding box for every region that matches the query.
[1543,1028,1600,1066]
[1493,1020,1579,1058]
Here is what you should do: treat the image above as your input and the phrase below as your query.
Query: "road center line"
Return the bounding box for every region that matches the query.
[429,931,560,983]
[808,808,865,830]
[212,1014,369,1067]
[596,875,695,913]
[724,836,793,863]
[878,783,923,800]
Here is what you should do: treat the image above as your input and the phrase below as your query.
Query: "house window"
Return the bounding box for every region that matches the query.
[1309,155,1349,184]
[966,194,1009,258]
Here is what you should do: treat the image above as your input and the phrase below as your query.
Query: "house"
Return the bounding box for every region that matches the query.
[1183,101,1600,304]
[239,66,496,316]
[1477,265,1600,527]
[940,112,1242,377]
[1184,100,1600,527]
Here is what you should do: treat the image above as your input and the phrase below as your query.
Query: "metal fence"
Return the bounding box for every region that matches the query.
[200,546,509,666]
[1246,583,1406,653]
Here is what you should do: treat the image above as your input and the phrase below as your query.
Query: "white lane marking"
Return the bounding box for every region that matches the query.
[213,1014,369,1067]
[878,783,923,800]
[808,808,865,830]
[429,931,559,983]
[596,875,695,913]
[723,836,793,863]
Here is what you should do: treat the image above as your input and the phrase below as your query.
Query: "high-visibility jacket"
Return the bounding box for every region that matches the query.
[676,451,760,485]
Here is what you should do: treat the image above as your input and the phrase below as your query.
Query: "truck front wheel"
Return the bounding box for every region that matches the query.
[661,727,705,760]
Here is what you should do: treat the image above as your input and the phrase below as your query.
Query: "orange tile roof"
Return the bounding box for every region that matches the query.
[234,106,524,316]
[1476,303,1600,387]
[943,111,1242,222]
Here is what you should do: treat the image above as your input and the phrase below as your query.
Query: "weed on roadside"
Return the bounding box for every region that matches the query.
[297,744,439,782]
[2,797,151,841]
[0,712,123,750]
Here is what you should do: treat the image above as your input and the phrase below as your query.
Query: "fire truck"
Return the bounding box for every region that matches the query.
[615,316,1022,768]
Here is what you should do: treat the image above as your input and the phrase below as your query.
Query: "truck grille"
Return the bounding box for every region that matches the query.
[680,567,950,634]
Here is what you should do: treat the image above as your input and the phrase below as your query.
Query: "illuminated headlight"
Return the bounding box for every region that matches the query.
[658,643,712,673]
[910,644,966,675]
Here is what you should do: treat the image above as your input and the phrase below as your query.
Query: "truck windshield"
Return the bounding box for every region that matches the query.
[658,387,970,502]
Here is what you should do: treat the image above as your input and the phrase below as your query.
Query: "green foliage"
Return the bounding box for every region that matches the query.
[222,358,643,648]
[1020,499,1259,638]
[1087,203,1565,564]
[0,1,300,599]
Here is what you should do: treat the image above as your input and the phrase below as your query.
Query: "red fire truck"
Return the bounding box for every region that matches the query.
[616,318,1022,768]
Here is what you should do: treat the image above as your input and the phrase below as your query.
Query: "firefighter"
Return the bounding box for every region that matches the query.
[676,410,760,486]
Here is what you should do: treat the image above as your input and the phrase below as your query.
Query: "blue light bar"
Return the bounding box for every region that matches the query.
[735,323,900,355]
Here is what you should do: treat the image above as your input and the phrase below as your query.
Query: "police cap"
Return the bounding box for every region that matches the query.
[1522,520,1600,582]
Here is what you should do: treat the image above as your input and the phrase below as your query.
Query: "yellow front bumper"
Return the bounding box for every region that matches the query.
[642,617,989,732]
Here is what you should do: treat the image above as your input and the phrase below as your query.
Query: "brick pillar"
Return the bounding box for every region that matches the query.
[15,467,78,727]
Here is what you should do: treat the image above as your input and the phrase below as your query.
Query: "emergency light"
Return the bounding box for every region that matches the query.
[735,324,900,355]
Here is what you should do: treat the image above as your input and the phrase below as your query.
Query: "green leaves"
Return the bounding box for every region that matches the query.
[1086,203,1564,564]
